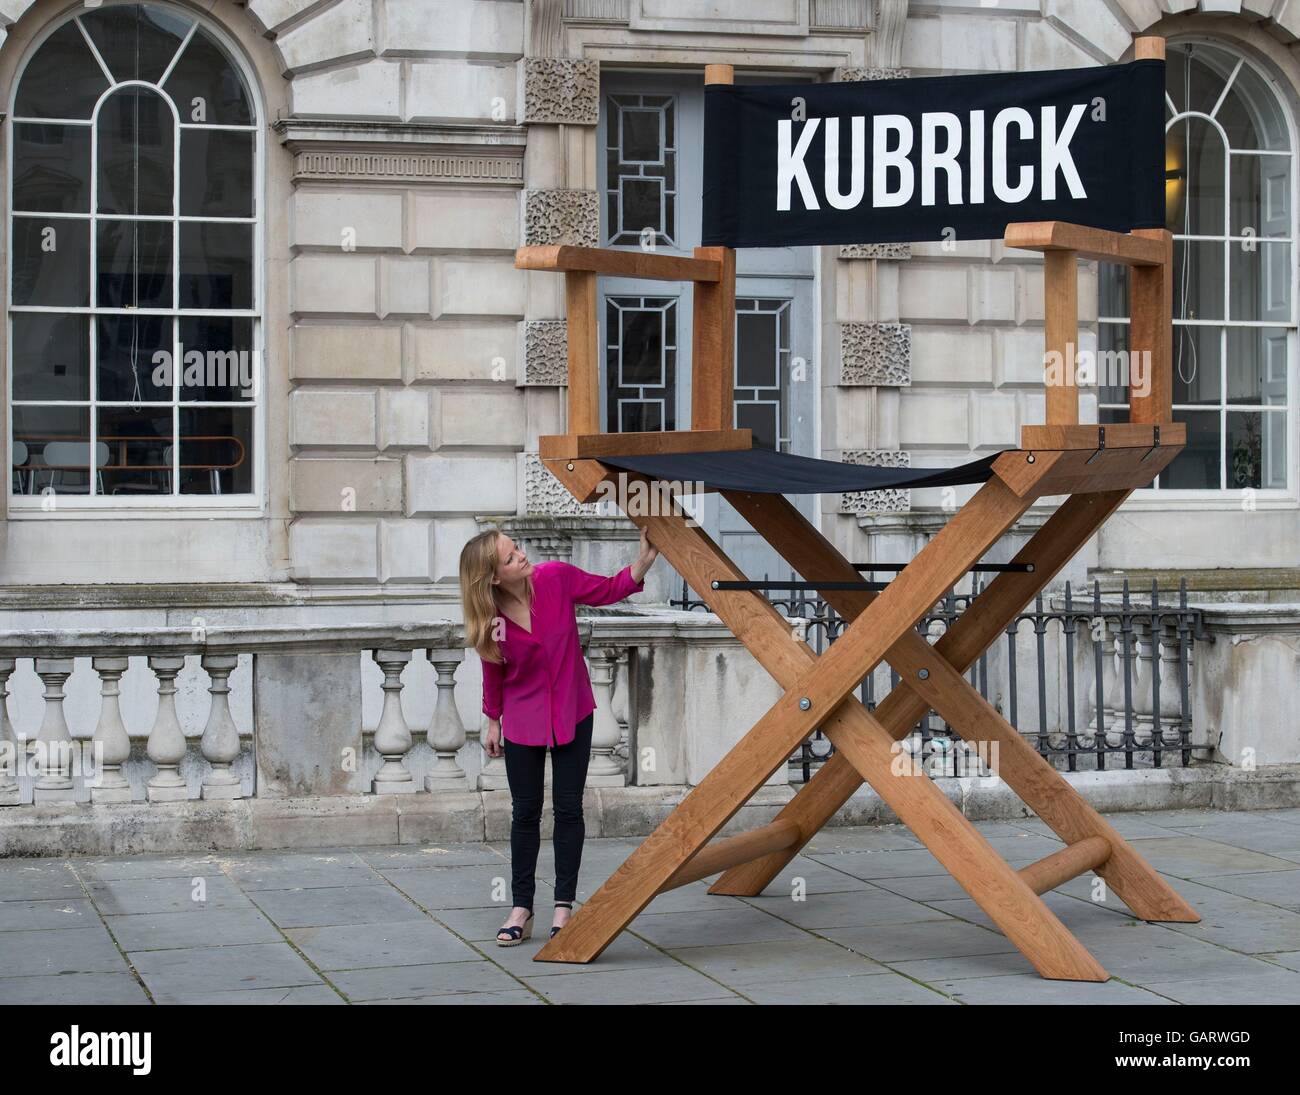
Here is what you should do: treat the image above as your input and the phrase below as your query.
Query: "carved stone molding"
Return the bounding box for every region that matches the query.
[275,120,526,187]
[523,320,568,385]
[833,66,910,82]
[838,242,911,260]
[839,449,911,516]
[524,188,599,246]
[292,149,524,186]
[522,58,599,125]
[524,453,604,516]
[840,322,911,386]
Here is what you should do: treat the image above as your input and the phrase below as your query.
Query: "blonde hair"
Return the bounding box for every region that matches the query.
[459,527,534,664]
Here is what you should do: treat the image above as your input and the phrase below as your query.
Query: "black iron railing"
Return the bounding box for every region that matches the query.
[671,575,1208,781]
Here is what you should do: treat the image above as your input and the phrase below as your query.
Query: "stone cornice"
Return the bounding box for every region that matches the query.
[274,119,527,186]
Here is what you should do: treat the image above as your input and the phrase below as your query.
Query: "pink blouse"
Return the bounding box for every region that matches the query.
[481,560,645,747]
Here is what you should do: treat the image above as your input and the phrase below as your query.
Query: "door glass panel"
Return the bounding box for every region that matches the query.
[734,299,790,451]
[605,296,676,432]
[605,94,677,246]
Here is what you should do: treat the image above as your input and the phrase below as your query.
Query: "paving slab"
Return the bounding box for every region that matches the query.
[627,905,811,950]
[932,973,1174,1005]
[0,971,149,1004]
[84,875,253,916]
[248,883,428,929]
[667,937,890,985]
[0,925,127,977]
[329,958,519,1001]
[284,918,480,971]
[105,907,283,951]
[128,941,325,998]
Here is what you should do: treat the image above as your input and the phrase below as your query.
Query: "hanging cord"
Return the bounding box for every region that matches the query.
[128,17,145,408]
[1175,47,1197,389]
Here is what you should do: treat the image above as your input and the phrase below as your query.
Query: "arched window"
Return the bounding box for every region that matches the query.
[8,1,260,502]
[1100,40,1295,492]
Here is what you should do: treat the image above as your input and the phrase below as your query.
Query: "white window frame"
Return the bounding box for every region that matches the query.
[1099,37,1299,510]
[6,0,266,517]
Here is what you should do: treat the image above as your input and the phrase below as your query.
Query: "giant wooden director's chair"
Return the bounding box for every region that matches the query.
[520,40,1197,982]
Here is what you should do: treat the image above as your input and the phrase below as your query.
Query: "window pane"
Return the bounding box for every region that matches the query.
[737,311,779,388]
[96,314,172,402]
[180,129,253,217]
[178,316,255,401]
[620,108,661,162]
[620,177,661,238]
[12,313,89,401]
[13,124,91,213]
[1216,60,1289,151]
[97,87,174,215]
[80,3,191,85]
[12,218,90,306]
[619,309,664,387]
[1161,410,1220,489]
[618,400,663,433]
[178,222,252,309]
[1166,44,1230,117]
[179,407,251,493]
[13,406,92,495]
[1097,321,1128,406]
[163,27,253,125]
[97,405,173,495]
[1226,326,1288,406]
[1166,118,1225,235]
[1227,412,1266,488]
[13,21,110,119]
[1230,154,1290,238]
[1172,324,1222,405]
[1229,242,1291,323]
[1098,263,1128,318]
[96,219,172,308]
[1173,240,1224,321]
[737,402,777,450]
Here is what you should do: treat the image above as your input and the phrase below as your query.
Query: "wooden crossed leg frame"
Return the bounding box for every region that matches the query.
[535,447,1198,980]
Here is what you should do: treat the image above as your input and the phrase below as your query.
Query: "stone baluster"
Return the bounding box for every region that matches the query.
[90,656,133,803]
[372,649,416,794]
[1096,623,1122,745]
[200,654,243,799]
[610,647,630,761]
[1158,619,1184,743]
[33,657,76,803]
[1130,620,1156,746]
[0,659,19,806]
[146,655,189,802]
[426,647,467,790]
[586,647,626,786]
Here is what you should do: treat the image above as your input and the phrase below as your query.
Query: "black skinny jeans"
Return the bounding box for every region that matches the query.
[503,711,594,911]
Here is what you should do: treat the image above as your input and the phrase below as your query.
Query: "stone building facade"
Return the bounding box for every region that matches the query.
[0,0,1296,767]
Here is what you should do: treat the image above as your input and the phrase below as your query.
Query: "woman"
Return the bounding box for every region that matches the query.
[459,526,658,945]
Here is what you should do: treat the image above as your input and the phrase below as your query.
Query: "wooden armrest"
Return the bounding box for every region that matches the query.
[1004,221,1168,266]
[514,245,722,282]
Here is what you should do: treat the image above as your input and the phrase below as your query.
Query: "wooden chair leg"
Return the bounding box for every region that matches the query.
[723,488,1197,925]
[815,701,1110,980]
[713,488,1133,896]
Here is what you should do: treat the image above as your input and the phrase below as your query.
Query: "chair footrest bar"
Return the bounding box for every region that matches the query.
[1018,836,1113,895]
[661,818,803,892]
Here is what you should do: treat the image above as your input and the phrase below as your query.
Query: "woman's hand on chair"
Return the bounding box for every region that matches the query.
[637,525,659,568]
